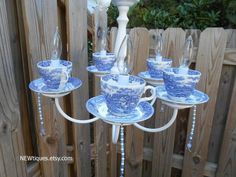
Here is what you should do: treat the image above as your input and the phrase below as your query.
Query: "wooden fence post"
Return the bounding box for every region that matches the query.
[92,7,108,177]
[66,0,92,176]
[125,28,150,177]
[0,0,27,176]
[109,27,118,177]
[20,0,68,176]
[216,29,236,177]
[182,28,227,177]
[151,28,186,177]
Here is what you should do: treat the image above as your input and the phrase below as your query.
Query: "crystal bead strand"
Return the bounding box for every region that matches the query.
[37,93,46,136]
[160,104,165,112]
[120,126,125,177]
[186,105,196,151]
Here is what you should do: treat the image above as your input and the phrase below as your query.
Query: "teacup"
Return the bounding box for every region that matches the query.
[163,68,201,101]
[147,58,172,78]
[37,59,72,90]
[101,74,156,116]
[93,52,116,71]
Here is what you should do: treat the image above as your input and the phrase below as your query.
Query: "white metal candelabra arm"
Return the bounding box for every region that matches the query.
[55,98,99,124]
[133,108,178,132]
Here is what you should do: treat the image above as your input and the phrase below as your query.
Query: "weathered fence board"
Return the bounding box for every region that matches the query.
[182,28,227,177]
[216,29,236,177]
[152,28,186,177]
[207,29,236,163]
[124,28,150,177]
[216,73,236,177]
[93,9,109,177]
[207,65,235,163]
[108,27,118,177]
[20,0,69,177]
[6,0,37,157]
[0,0,27,176]
[66,0,91,176]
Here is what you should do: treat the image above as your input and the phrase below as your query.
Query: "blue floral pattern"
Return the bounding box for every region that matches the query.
[156,86,209,105]
[163,68,201,100]
[93,52,116,71]
[147,58,172,78]
[29,77,82,94]
[37,59,72,90]
[101,74,147,116]
[86,95,154,124]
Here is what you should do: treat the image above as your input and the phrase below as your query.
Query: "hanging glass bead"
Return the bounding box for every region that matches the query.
[37,93,46,136]
[186,105,196,152]
[120,126,125,177]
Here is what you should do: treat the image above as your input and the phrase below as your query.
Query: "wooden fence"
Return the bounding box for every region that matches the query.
[0,0,236,177]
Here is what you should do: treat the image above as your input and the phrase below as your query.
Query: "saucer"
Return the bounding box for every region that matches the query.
[86,95,154,125]
[138,71,164,86]
[156,86,209,109]
[29,77,82,97]
[86,65,110,76]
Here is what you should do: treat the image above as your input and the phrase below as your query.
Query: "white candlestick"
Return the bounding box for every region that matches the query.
[178,67,189,74]
[110,0,140,74]
[118,74,129,84]
[100,49,107,57]
[155,53,162,62]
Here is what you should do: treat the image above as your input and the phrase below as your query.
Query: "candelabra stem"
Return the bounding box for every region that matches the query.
[111,6,129,74]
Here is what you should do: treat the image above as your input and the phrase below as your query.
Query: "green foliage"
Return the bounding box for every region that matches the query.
[107,0,236,29]
[223,0,236,27]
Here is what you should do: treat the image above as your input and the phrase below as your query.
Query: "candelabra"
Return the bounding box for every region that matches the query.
[29,1,209,176]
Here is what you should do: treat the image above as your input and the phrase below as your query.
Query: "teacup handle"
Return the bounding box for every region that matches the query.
[139,85,156,103]
[60,69,70,85]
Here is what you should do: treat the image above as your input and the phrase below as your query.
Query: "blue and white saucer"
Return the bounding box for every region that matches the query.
[155,86,209,109]
[29,77,82,98]
[86,95,154,125]
[86,65,110,77]
[138,71,164,86]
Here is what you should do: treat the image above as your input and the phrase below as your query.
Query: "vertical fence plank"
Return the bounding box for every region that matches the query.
[6,0,36,157]
[207,65,235,163]
[182,28,227,177]
[162,28,186,67]
[216,73,236,177]
[20,0,68,176]
[0,0,27,176]
[216,29,236,177]
[142,29,165,177]
[92,8,108,177]
[66,0,92,177]
[151,28,186,177]
[108,27,118,177]
[173,30,201,156]
[125,28,150,177]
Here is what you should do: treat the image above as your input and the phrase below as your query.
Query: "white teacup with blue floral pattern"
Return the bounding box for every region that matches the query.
[101,74,156,116]
[93,52,116,71]
[163,68,201,101]
[147,58,172,78]
[37,59,72,90]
